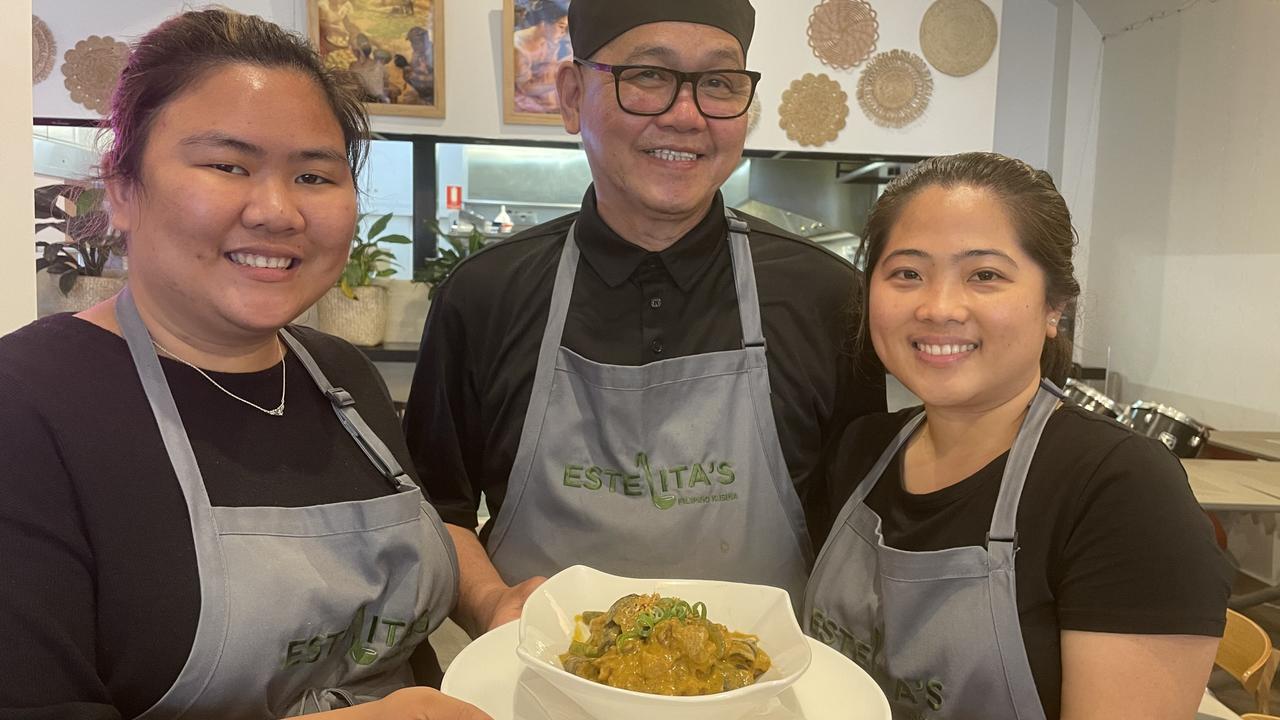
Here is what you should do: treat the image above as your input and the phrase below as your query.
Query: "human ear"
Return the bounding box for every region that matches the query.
[1045,303,1068,340]
[556,62,584,135]
[104,178,137,234]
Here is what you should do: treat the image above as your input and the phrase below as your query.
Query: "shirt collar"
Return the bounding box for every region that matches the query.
[574,186,729,292]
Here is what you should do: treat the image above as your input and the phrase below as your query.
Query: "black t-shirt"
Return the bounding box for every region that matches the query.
[821,404,1232,719]
[403,187,887,544]
[0,315,445,720]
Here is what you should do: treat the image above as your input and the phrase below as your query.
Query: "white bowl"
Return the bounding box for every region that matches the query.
[516,565,813,720]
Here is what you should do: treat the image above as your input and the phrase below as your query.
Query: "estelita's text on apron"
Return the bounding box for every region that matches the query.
[281,605,434,670]
[809,607,946,718]
[558,452,739,510]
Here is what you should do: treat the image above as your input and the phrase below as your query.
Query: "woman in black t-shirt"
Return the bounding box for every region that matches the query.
[803,152,1231,720]
[0,10,532,720]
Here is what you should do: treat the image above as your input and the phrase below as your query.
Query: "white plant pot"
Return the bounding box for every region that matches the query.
[36,273,126,316]
[316,285,389,347]
[376,278,432,345]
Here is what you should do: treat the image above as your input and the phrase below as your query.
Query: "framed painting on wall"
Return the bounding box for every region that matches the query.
[308,0,445,118]
[503,0,570,126]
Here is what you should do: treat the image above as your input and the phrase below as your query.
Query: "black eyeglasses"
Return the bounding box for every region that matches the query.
[573,59,761,120]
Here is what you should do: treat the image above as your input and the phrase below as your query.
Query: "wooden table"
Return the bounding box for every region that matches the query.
[1204,431,1280,462]
[1185,460,1280,512]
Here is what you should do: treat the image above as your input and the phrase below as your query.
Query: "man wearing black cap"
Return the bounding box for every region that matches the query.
[404,0,885,628]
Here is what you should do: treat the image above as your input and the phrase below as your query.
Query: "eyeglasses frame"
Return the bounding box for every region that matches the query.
[572,58,762,120]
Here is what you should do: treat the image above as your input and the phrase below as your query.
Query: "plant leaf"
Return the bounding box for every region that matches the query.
[35,258,50,271]
[46,262,73,275]
[367,213,393,240]
[42,244,61,263]
[339,277,356,299]
[75,188,105,216]
[34,184,77,220]
[379,234,412,244]
[58,269,78,295]
[375,268,397,277]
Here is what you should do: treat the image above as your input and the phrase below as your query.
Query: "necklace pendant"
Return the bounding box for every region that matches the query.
[268,405,285,417]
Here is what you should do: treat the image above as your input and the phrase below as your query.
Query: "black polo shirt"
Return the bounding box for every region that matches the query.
[403,187,886,544]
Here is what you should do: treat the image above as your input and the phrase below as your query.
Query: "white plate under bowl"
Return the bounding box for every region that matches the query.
[515,565,810,720]
[442,622,890,720]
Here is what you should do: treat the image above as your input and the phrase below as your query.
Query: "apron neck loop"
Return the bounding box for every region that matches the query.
[554,211,766,352]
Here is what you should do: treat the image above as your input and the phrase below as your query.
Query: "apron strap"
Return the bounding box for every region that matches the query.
[280,329,418,493]
[848,410,926,508]
[724,212,764,349]
[986,379,1062,547]
[115,285,218,511]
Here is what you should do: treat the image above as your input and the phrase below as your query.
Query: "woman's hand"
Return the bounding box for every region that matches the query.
[364,686,493,720]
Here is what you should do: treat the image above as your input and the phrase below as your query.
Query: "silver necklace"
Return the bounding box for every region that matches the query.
[152,336,287,417]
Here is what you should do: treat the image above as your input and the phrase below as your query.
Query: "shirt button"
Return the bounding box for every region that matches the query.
[650,297,662,309]
[651,340,664,354]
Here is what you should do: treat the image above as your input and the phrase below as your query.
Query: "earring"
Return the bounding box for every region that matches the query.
[1049,316,1060,326]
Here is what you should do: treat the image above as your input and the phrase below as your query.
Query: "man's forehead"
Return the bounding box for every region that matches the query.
[602,22,746,67]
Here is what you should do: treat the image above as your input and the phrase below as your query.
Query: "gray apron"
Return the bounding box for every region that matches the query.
[114,288,459,719]
[803,381,1061,720]
[485,214,812,602]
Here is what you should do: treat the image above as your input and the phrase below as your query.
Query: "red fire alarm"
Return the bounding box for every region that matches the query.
[446,185,463,210]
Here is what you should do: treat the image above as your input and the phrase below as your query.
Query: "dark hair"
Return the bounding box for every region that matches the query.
[101,8,369,191]
[852,152,1081,385]
[526,0,568,26]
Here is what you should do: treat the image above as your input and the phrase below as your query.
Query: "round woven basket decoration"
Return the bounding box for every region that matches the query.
[920,0,998,77]
[807,0,879,70]
[32,16,56,85]
[62,35,129,114]
[857,49,933,128]
[778,73,848,147]
[747,95,762,135]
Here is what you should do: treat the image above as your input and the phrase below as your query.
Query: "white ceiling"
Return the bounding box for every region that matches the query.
[1075,0,1193,36]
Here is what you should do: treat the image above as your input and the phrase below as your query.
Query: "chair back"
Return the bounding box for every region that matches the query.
[1217,609,1278,713]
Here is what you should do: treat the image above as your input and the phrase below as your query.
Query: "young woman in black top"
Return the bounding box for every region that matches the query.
[804,152,1231,719]
[0,9,529,719]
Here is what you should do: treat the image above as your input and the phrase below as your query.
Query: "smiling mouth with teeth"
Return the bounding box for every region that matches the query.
[913,342,979,356]
[227,252,298,270]
[647,149,701,162]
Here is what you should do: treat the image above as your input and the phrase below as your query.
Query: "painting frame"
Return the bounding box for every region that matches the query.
[502,0,570,126]
[307,0,446,119]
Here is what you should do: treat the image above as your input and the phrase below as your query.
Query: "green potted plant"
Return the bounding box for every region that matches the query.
[317,212,411,347]
[34,184,127,314]
[415,222,487,299]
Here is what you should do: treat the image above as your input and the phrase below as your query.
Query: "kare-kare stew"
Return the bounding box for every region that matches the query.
[558,594,772,696]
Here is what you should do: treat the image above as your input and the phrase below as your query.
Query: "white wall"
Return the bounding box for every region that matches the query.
[1084,0,1280,429]
[992,0,1103,360]
[1058,5,1102,326]
[33,0,1003,156]
[2,2,35,334]
[992,0,1060,169]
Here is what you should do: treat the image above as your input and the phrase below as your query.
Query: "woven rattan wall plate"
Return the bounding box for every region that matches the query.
[920,0,998,77]
[807,0,879,70]
[62,35,129,114]
[32,16,56,85]
[779,73,848,147]
[857,50,933,128]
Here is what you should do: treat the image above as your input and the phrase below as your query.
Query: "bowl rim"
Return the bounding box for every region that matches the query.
[515,565,813,706]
